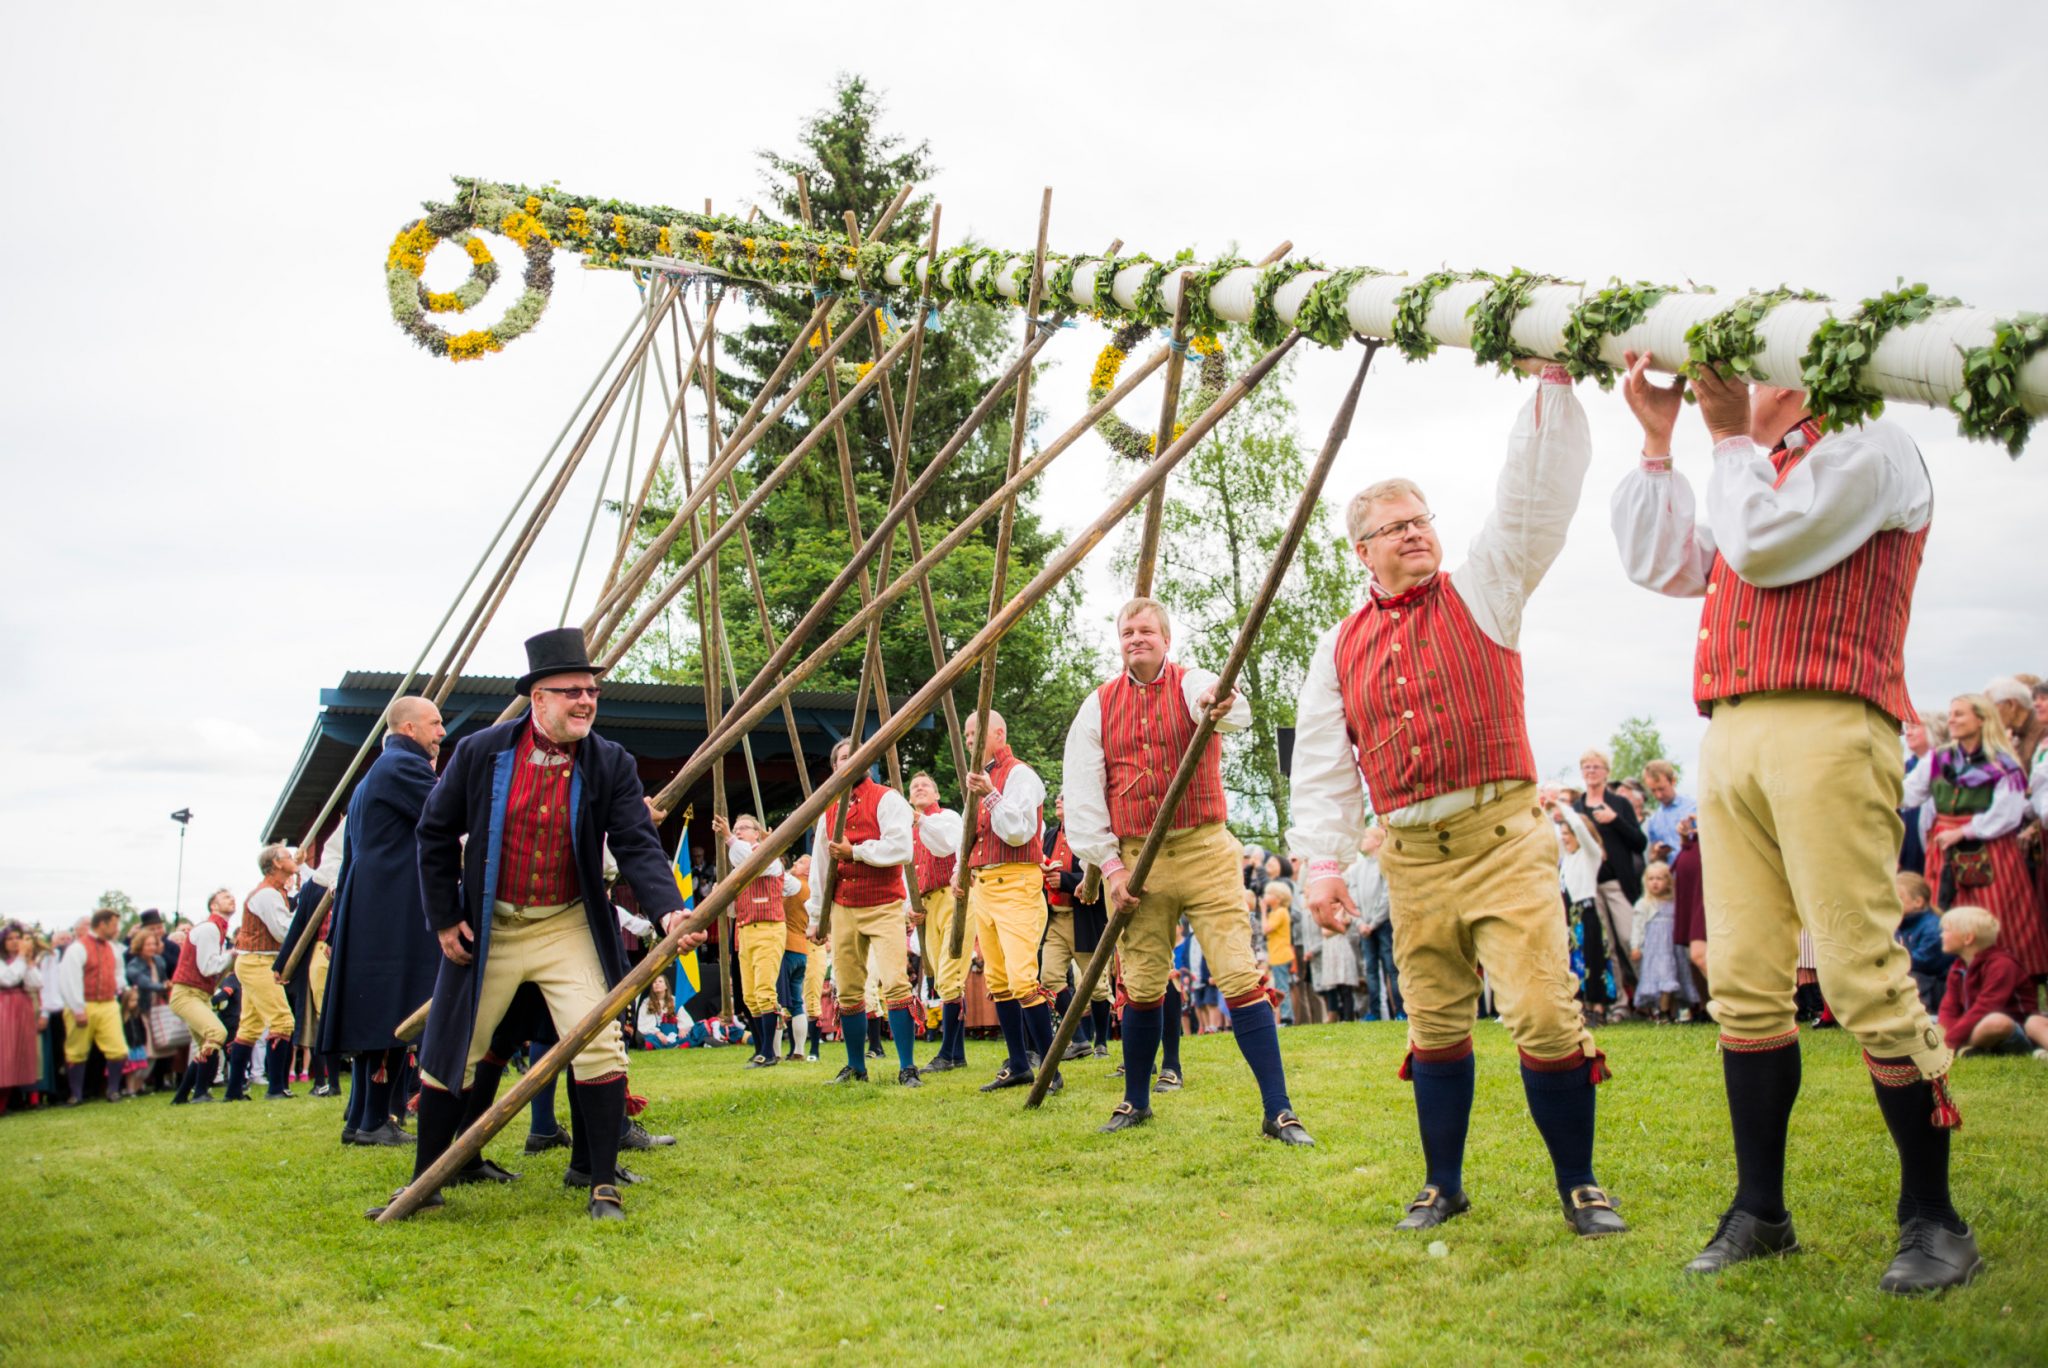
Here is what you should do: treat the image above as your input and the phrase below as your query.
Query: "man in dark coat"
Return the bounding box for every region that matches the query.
[373,629,702,1223]
[286,694,447,1145]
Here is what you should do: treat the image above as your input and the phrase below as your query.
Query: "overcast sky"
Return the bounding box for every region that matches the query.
[3,2,2042,928]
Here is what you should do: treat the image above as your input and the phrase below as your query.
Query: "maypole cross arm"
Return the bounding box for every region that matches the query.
[386,177,2046,454]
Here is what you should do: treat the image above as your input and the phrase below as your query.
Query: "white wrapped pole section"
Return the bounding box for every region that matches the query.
[878,255,2047,419]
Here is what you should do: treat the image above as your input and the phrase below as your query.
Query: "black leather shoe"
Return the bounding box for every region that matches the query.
[1879,1219,1983,1294]
[309,1084,336,1098]
[745,1054,769,1069]
[1111,1062,1125,1078]
[587,1184,626,1220]
[1092,1044,1110,1058]
[923,1055,961,1073]
[1686,1208,1800,1274]
[1062,1037,1093,1062]
[364,1189,443,1221]
[898,1067,923,1088]
[1395,1185,1471,1231]
[341,1127,360,1146]
[621,1120,674,1149]
[1261,1110,1314,1146]
[979,1065,1030,1092]
[1562,1185,1629,1237]
[186,1094,216,1105]
[756,1053,780,1069]
[450,1157,520,1186]
[1099,1101,1152,1133]
[563,1164,644,1188]
[1153,1069,1183,1094]
[359,1122,413,1148]
[265,1088,294,1100]
[524,1127,571,1155]
[829,1066,868,1085]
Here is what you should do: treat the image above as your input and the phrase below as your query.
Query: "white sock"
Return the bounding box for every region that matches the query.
[791,1014,810,1057]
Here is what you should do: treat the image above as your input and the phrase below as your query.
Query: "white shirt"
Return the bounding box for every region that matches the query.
[1902,749,2028,841]
[38,950,66,1011]
[1556,807,1603,902]
[57,934,128,1014]
[727,836,800,897]
[185,919,234,980]
[805,785,914,923]
[2031,744,2048,825]
[1345,853,1391,933]
[0,956,41,993]
[1288,376,1591,876]
[308,819,346,890]
[1609,420,1931,599]
[913,806,965,858]
[976,753,1047,852]
[240,885,293,952]
[1062,665,1251,873]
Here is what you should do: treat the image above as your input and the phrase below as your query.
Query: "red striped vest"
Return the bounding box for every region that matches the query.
[236,886,281,953]
[81,936,119,1001]
[1694,422,1926,726]
[970,747,1042,869]
[1045,825,1075,908]
[734,867,785,926]
[912,806,956,895]
[1333,572,1538,815]
[1097,662,1229,838]
[824,781,908,908]
[171,913,230,992]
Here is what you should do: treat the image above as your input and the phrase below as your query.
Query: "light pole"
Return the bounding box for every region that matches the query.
[170,808,193,917]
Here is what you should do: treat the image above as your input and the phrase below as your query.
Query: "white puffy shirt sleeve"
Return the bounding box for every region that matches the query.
[1284,625,1367,886]
[805,816,831,923]
[858,790,915,867]
[918,807,964,859]
[1061,693,1118,872]
[247,888,293,943]
[1611,464,1715,598]
[726,836,785,882]
[1701,423,1930,587]
[985,762,1045,849]
[2031,747,2048,824]
[191,921,233,978]
[309,818,346,890]
[1456,371,1593,647]
[1178,666,1252,733]
[58,941,87,1014]
[1968,782,2027,842]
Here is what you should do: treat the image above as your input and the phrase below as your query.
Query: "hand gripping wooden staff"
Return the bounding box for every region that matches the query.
[1025,339,1381,1109]
[370,328,1305,1223]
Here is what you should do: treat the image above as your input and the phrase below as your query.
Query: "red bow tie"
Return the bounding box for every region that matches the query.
[1371,579,1435,612]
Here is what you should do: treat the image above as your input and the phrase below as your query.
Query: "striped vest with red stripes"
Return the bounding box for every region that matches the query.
[969,747,1042,869]
[1694,421,1927,725]
[734,868,785,926]
[1333,572,1538,815]
[81,936,120,1001]
[171,913,230,992]
[1097,662,1229,839]
[825,780,908,908]
[912,806,956,895]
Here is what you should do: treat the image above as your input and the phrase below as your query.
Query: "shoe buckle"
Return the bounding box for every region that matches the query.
[1409,1185,1441,1211]
[1569,1186,1614,1211]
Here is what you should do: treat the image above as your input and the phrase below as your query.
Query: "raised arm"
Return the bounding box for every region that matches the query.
[1458,366,1594,645]
[1612,350,1716,597]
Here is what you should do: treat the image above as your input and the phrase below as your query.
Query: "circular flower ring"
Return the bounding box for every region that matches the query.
[1089,321,1231,461]
[385,217,555,362]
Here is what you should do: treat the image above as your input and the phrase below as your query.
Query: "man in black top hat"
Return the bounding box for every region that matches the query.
[367,629,707,1223]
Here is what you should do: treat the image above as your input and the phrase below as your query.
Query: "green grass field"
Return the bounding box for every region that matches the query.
[1,1022,2042,1366]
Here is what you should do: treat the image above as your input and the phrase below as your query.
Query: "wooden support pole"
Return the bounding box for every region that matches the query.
[946,186,1054,957]
[1025,338,1376,1108]
[370,327,1302,1226]
[664,340,1165,807]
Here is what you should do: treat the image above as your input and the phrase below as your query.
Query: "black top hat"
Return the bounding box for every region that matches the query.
[516,628,603,696]
[138,909,164,926]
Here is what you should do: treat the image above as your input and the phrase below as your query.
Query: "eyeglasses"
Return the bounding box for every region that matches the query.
[1362,512,1435,543]
[535,686,602,701]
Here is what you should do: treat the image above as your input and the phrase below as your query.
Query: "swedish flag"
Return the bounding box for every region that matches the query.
[671,806,703,1000]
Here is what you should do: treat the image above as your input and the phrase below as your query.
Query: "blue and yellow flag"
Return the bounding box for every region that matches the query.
[671,806,703,1000]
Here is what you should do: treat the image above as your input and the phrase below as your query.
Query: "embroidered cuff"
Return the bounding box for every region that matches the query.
[1638,452,1673,474]
[1710,435,1754,461]
[1538,363,1571,386]
[1099,856,1125,878]
[1306,859,1345,885]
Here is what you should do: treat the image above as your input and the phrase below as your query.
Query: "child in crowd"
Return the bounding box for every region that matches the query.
[1545,784,1614,1023]
[1630,861,1684,1022]
[1894,872,1952,1014]
[1936,905,2048,1058]
[637,978,682,1050]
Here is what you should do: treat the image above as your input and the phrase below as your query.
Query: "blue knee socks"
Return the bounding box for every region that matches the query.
[527,1067,560,1139]
[993,998,1027,1072]
[1229,999,1292,1119]
[1521,1055,1600,1196]
[940,1001,965,1062]
[1122,1003,1163,1109]
[1162,983,1184,1073]
[1410,1050,1476,1195]
[887,1006,916,1073]
[1021,1001,1054,1063]
[842,1012,869,1075]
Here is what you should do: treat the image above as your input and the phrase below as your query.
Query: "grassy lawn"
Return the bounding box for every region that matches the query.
[1,1021,2041,1366]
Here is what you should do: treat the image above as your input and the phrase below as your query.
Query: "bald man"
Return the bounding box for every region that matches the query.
[954,711,1058,1094]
